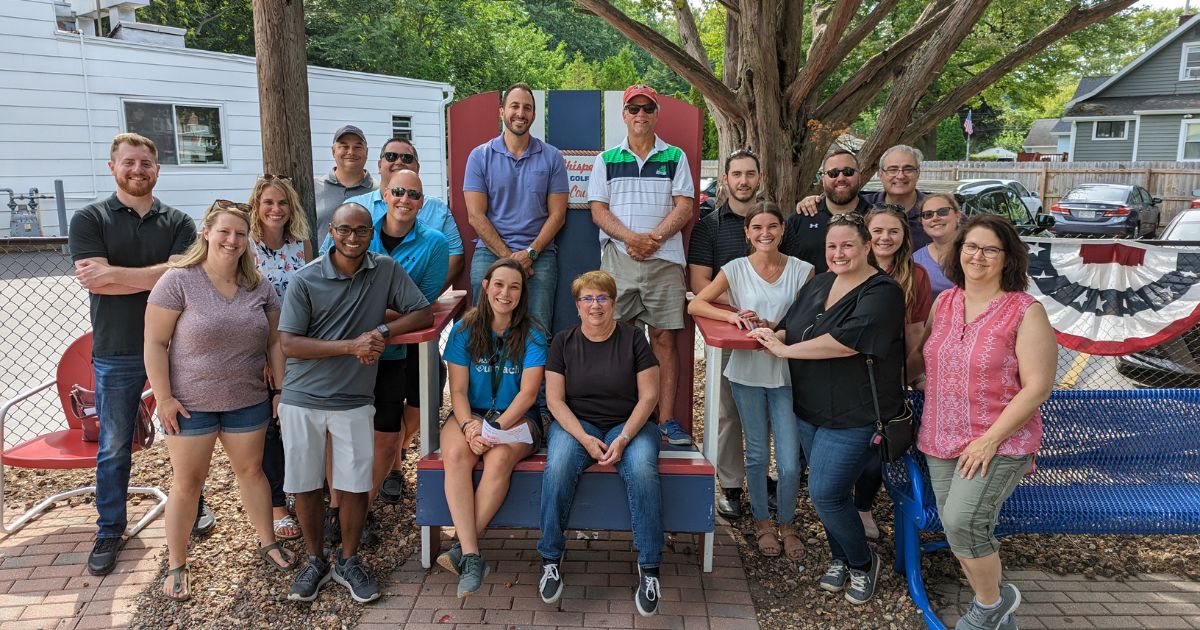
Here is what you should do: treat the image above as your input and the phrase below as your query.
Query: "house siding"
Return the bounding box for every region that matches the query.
[1137,114,1187,161]
[1105,25,1200,97]
[1073,121,1135,161]
[0,0,450,235]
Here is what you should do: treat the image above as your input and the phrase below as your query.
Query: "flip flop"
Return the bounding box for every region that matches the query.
[273,514,301,540]
[163,564,190,601]
[258,541,299,572]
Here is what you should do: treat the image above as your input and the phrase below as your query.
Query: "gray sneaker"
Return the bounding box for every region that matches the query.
[999,613,1018,630]
[819,558,849,592]
[456,553,488,598]
[437,542,463,576]
[956,583,1021,630]
[844,553,880,605]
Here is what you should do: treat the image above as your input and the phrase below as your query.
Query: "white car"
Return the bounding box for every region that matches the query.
[958,178,1042,215]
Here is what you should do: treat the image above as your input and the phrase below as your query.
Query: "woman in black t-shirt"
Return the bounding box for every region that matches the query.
[536,271,664,617]
[750,212,904,607]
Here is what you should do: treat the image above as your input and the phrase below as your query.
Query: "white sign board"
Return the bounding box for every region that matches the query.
[563,151,600,209]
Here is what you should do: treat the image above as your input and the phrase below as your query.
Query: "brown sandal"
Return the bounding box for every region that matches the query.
[755,524,781,557]
[778,526,805,560]
[258,541,299,572]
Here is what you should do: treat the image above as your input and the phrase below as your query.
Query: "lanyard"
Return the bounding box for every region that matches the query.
[488,335,507,411]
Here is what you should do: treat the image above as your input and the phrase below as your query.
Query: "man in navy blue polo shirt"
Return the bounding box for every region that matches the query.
[463,83,569,331]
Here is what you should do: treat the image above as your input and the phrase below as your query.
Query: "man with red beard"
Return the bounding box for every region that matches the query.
[781,148,871,273]
[68,133,196,576]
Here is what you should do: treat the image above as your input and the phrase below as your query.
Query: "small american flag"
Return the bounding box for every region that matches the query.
[963,110,974,136]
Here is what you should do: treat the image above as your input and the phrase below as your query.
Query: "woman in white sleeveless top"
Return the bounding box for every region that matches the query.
[688,201,813,559]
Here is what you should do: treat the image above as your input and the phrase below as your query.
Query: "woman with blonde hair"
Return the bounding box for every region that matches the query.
[146,201,296,601]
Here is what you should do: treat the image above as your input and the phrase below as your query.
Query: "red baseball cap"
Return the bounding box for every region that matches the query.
[622,84,659,106]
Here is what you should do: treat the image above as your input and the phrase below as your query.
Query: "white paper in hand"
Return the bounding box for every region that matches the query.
[481,420,534,445]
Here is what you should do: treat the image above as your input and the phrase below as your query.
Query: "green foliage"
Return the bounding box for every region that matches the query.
[935,116,967,161]
[138,0,255,55]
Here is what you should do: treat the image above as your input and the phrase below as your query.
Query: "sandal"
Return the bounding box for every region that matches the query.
[273,514,301,540]
[258,541,299,572]
[163,564,190,601]
[755,524,781,557]
[778,526,805,561]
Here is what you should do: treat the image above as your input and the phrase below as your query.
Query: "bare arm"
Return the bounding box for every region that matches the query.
[651,195,694,242]
[280,330,384,362]
[302,240,314,263]
[444,254,464,293]
[464,191,511,258]
[908,293,945,388]
[75,255,182,294]
[144,304,188,433]
[530,192,567,253]
[590,200,640,244]
[447,362,475,429]
[496,366,545,431]
[266,310,286,388]
[752,330,858,360]
[687,271,740,325]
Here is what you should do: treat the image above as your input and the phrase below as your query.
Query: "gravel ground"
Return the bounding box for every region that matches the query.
[3,360,1197,629]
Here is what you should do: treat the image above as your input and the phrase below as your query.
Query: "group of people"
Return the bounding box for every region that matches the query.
[67,78,1054,629]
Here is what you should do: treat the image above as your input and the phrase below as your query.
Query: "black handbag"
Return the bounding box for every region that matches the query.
[865,331,916,464]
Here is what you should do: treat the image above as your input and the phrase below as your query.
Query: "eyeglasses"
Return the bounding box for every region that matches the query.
[259,174,293,183]
[919,207,956,219]
[881,166,920,176]
[962,242,1003,260]
[623,103,658,115]
[823,167,858,178]
[828,212,865,225]
[576,295,611,306]
[382,152,416,165]
[332,225,374,238]
[213,199,252,212]
[388,186,423,200]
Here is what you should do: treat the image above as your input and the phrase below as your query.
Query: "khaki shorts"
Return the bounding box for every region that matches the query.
[926,453,1033,559]
[601,241,685,330]
[279,402,375,494]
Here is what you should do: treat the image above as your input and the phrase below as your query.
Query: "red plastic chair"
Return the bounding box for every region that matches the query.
[0,332,166,535]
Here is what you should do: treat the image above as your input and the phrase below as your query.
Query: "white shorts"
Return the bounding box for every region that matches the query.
[278,402,375,493]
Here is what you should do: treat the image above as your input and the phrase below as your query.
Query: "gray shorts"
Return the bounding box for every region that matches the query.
[279,403,375,494]
[601,241,685,330]
[926,453,1033,559]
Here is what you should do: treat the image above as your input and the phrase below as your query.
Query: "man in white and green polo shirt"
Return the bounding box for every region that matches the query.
[587,84,695,447]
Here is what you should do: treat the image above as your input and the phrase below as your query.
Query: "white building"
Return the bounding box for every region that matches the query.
[1,0,454,236]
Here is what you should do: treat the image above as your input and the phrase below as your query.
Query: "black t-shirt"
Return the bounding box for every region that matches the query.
[779,271,905,428]
[380,229,404,253]
[687,203,748,273]
[546,322,659,431]
[68,195,196,357]
[780,197,870,274]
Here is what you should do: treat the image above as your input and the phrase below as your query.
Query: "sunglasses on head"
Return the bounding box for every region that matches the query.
[382,152,416,165]
[623,103,658,115]
[259,174,292,183]
[919,207,956,220]
[829,212,865,225]
[823,167,858,178]
[388,186,423,200]
[213,199,252,212]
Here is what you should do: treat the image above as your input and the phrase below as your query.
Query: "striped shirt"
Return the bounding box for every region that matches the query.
[587,135,694,266]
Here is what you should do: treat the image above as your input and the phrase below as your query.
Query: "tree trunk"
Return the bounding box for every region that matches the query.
[252,0,316,245]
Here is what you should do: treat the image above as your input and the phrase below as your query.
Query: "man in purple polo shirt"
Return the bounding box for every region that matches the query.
[463,82,569,331]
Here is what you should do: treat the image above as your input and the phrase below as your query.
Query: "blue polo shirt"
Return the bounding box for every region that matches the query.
[462,134,569,252]
[345,188,464,256]
[443,323,547,413]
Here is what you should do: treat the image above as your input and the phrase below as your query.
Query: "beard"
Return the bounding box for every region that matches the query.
[116,173,156,197]
[730,187,756,203]
[503,118,530,136]
[823,182,857,206]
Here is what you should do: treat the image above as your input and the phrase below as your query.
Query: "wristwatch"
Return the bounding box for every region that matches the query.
[376,324,391,338]
[526,247,539,261]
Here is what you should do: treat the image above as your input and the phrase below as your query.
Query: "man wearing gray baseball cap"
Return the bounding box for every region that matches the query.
[315,125,375,237]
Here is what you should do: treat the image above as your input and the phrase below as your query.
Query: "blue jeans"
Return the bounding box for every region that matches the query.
[471,247,557,332]
[795,419,875,567]
[538,419,662,568]
[92,354,148,538]
[729,383,801,524]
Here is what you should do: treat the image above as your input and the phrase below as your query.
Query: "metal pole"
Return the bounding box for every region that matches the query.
[54,180,68,237]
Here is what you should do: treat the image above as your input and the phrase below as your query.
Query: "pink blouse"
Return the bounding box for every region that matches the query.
[918,286,1041,459]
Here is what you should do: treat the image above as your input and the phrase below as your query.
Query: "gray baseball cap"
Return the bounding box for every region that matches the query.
[333,124,366,144]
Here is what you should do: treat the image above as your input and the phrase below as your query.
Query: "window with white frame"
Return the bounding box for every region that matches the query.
[123,101,225,166]
[1182,43,1200,81]
[392,115,413,141]
[1092,120,1128,141]
[1181,121,1200,160]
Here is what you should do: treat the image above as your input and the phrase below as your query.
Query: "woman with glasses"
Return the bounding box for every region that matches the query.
[537,271,664,617]
[437,258,546,598]
[688,202,813,559]
[914,214,1055,630]
[248,175,311,542]
[145,201,297,601]
[749,212,904,606]
[913,193,963,300]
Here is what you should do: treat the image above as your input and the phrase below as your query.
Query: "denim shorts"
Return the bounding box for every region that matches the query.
[172,399,271,437]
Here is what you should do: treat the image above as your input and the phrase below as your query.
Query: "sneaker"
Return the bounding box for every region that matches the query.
[332,553,381,603]
[191,495,216,537]
[538,560,563,604]
[658,419,693,446]
[819,558,849,593]
[437,541,463,575]
[87,536,122,576]
[324,506,341,547]
[844,553,881,605]
[955,583,1021,630]
[456,553,488,598]
[378,470,405,505]
[998,613,1018,630]
[634,566,661,617]
[360,512,381,548]
[288,555,332,602]
[717,488,742,520]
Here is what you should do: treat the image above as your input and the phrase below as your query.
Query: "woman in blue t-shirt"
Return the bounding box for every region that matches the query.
[438,258,547,599]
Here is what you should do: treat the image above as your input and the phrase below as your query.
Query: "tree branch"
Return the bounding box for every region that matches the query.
[716,0,739,15]
[784,0,857,110]
[670,0,709,69]
[899,0,1140,145]
[574,0,745,119]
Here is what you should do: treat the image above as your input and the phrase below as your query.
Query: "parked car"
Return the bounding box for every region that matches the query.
[698,178,718,216]
[1049,183,1161,238]
[1191,188,1200,209]
[1116,207,1200,388]
[959,178,1042,214]
[957,181,1055,235]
